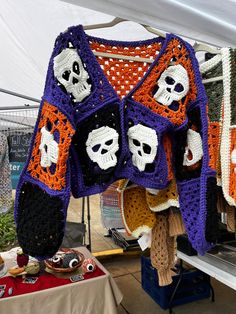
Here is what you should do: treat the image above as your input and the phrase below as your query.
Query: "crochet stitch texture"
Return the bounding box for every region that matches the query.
[0,133,12,213]
[14,25,216,258]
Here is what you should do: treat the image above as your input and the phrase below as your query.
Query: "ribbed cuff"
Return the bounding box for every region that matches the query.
[168,211,185,237]
[158,268,173,286]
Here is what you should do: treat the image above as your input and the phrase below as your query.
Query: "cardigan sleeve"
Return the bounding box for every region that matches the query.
[174,97,218,255]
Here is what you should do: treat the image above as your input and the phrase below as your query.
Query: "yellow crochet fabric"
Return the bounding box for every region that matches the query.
[118,181,156,237]
[146,180,179,212]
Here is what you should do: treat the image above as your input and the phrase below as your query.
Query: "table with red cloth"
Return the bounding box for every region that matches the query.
[0,246,123,314]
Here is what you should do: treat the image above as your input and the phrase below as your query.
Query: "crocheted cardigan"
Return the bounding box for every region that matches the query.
[14,25,216,259]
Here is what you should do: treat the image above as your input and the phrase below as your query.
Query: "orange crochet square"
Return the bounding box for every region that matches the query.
[229,128,236,201]
[208,122,221,171]
[27,102,75,190]
[89,40,162,98]
[133,38,197,126]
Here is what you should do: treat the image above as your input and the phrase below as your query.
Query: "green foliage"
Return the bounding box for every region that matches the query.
[0,206,17,251]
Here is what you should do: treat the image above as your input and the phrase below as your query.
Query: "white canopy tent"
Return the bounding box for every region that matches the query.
[0,0,235,109]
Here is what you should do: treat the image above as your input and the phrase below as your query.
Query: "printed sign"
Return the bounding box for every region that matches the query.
[8,133,32,188]
[8,133,32,162]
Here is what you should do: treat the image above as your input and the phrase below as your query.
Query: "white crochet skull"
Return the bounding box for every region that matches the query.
[39,127,59,167]
[54,48,91,102]
[86,126,119,170]
[183,129,203,166]
[128,124,158,171]
[154,64,189,106]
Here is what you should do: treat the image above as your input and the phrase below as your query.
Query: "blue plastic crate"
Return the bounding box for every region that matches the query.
[141,256,210,310]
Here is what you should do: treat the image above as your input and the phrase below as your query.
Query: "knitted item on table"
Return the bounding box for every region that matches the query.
[0,133,12,213]
[221,48,236,206]
[168,207,185,237]
[146,180,179,212]
[118,181,156,237]
[151,213,175,286]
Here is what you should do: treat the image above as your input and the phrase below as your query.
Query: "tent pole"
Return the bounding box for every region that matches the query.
[0,87,40,104]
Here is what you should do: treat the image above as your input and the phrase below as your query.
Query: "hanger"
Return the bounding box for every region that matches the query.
[82,17,224,84]
[197,47,223,84]
[193,41,221,55]
[83,17,166,63]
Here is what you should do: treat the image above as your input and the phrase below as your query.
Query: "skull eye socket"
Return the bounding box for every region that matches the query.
[92,144,101,152]
[133,139,140,146]
[143,143,151,154]
[186,148,193,161]
[73,61,80,75]
[174,83,184,93]
[105,139,113,146]
[62,70,71,81]
[165,76,175,85]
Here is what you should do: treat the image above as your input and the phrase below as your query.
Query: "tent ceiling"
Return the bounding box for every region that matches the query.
[0,0,235,110]
[63,0,236,47]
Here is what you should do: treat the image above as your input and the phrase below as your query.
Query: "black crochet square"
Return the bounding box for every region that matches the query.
[16,182,64,258]
[187,106,202,132]
[205,177,219,243]
[72,103,122,188]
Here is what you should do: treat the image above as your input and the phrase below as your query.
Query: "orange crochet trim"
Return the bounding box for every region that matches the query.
[229,128,236,200]
[208,122,221,171]
[89,41,161,98]
[133,38,197,126]
[27,102,75,190]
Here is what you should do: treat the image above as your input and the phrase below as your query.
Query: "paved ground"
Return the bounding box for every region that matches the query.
[105,255,236,314]
[67,194,120,252]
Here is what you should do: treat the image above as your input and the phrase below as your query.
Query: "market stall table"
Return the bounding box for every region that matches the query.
[0,246,123,314]
[177,251,236,291]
